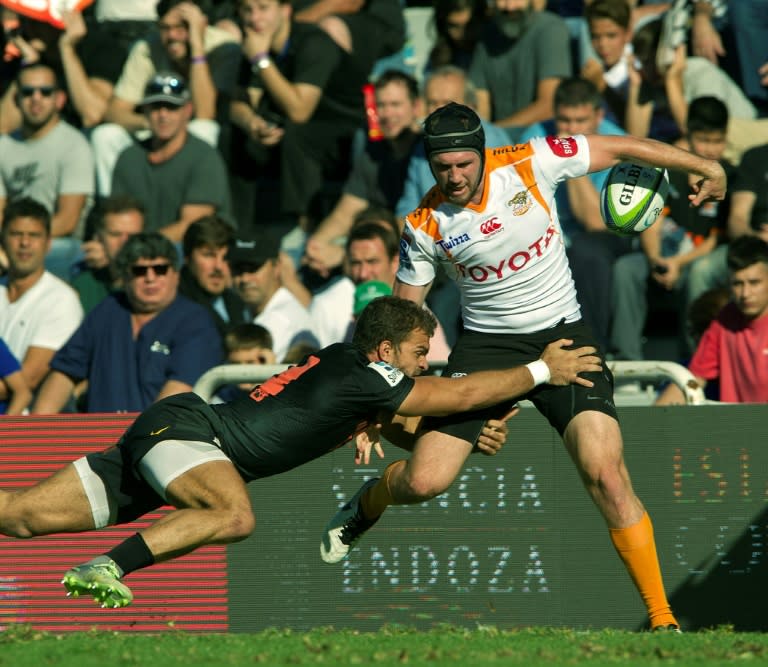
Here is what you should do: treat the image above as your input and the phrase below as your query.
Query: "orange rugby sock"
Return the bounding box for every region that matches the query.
[610,512,678,629]
[361,460,406,520]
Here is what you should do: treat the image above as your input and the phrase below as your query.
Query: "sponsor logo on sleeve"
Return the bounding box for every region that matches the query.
[399,228,414,270]
[369,361,405,387]
[546,135,578,158]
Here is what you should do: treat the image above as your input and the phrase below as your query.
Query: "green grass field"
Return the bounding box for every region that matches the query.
[1,625,767,667]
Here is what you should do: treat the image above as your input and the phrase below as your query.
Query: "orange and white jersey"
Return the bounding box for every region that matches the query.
[398,135,591,334]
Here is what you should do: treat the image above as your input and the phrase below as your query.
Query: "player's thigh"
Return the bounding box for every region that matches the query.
[562,410,626,480]
[2,462,98,533]
[164,460,252,513]
[138,439,251,512]
[408,429,473,492]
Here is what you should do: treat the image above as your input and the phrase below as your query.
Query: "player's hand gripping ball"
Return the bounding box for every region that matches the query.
[600,162,669,236]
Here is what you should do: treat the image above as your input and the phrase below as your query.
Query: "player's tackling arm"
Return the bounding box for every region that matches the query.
[396,339,602,417]
[355,412,511,464]
[380,411,514,455]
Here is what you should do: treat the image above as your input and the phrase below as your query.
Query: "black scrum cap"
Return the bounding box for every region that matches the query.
[423,102,485,161]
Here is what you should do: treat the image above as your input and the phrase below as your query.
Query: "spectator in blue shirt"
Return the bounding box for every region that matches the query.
[0,337,31,415]
[31,232,222,413]
[520,76,629,351]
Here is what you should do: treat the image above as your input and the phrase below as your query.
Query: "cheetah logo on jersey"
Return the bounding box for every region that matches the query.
[507,191,532,216]
[369,361,405,387]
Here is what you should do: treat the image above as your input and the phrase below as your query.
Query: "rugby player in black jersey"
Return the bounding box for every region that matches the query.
[0,296,599,608]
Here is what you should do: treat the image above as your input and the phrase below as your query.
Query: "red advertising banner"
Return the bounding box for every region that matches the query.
[0,414,228,632]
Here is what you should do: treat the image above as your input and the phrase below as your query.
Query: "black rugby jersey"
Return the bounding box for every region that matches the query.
[209,343,415,480]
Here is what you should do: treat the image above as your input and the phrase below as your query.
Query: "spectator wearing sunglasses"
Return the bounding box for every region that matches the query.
[90,0,241,196]
[31,232,222,414]
[0,8,125,135]
[0,63,95,281]
[109,72,231,244]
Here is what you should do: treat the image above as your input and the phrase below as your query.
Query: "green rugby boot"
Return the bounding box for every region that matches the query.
[61,559,134,608]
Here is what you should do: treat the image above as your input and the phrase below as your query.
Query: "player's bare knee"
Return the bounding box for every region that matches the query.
[220,507,256,542]
[0,509,38,539]
[580,459,630,498]
[405,470,449,501]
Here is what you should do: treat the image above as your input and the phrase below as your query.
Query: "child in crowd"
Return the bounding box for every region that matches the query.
[213,323,276,403]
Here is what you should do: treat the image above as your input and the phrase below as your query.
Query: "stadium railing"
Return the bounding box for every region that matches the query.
[192,359,708,405]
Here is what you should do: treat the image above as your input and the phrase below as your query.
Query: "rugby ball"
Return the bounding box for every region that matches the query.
[600,162,669,235]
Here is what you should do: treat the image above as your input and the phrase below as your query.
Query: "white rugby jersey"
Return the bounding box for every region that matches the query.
[398,135,591,334]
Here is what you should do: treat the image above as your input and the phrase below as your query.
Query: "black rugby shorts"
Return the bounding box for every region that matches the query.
[423,320,617,442]
[85,393,221,523]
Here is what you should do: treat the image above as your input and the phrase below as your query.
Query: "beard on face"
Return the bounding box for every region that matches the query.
[493,9,531,41]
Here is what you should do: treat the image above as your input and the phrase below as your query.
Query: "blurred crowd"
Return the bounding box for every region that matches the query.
[1,0,768,415]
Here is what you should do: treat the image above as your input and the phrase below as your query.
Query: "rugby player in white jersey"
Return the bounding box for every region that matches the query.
[322,102,728,632]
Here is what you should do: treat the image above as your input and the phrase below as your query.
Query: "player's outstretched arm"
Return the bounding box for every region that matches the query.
[396,339,601,417]
[586,134,727,205]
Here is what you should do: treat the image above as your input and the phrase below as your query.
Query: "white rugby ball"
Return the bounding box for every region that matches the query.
[600,162,669,235]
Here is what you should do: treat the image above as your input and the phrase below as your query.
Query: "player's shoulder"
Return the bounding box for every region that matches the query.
[507,135,587,170]
[406,186,445,230]
[484,140,559,172]
[327,345,410,392]
[319,342,371,371]
[365,360,408,388]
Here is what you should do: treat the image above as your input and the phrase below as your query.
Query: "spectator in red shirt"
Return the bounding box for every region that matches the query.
[656,235,768,404]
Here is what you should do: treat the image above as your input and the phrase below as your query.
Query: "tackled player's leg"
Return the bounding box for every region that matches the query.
[563,409,679,631]
[321,429,474,564]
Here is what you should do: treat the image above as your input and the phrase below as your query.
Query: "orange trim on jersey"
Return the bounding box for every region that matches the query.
[405,187,444,243]
[485,143,551,218]
[486,142,534,167]
[405,141,551,239]
[512,158,550,218]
